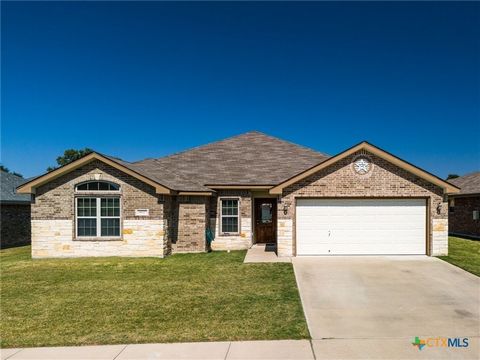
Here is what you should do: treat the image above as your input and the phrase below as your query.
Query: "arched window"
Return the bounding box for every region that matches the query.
[75,181,120,191]
[75,181,121,239]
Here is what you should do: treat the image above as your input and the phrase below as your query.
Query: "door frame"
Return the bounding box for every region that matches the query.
[253,197,278,244]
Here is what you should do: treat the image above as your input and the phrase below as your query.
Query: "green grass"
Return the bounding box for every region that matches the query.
[438,236,480,276]
[0,246,309,348]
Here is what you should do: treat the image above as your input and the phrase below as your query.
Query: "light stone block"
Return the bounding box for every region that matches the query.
[211,217,252,251]
[277,219,293,257]
[31,219,165,258]
[431,218,448,256]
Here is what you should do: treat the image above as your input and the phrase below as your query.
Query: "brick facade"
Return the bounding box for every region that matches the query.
[170,195,208,253]
[0,203,31,248]
[31,160,170,258]
[32,160,165,221]
[449,196,480,238]
[277,150,448,256]
[28,149,450,258]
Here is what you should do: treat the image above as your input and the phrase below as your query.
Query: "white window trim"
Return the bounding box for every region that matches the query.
[219,197,241,236]
[75,181,121,192]
[75,197,122,240]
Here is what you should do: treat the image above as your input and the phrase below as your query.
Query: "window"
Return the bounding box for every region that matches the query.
[76,181,119,191]
[260,203,273,224]
[76,197,120,238]
[77,198,97,237]
[474,210,480,221]
[75,181,121,238]
[221,199,239,234]
[100,198,120,236]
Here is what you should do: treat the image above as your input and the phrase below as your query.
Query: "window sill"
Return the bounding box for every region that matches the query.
[219,233,240,237]
[74,237,122,242]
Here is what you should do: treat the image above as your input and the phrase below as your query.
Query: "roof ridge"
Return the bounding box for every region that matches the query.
[250,131,330,157]
[0,170,24,179]
[131,131,254,163]
[151,131,262,162]
[449,171,480,183]
[460,171,480,177]
[135,131,328,163]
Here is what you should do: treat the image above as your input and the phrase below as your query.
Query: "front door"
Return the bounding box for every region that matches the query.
[254,198,277,243]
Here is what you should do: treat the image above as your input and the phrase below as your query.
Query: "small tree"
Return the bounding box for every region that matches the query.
[47,148,93,172]
[446,174,460,180]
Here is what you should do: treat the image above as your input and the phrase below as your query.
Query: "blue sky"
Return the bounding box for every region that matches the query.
[2,2,479,178]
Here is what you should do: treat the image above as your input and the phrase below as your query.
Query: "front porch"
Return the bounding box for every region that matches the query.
[244,243,291,263]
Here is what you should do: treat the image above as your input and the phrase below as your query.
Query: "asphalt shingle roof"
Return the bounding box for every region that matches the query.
[103,155,212,192]
[132,131,329,189]
[1,171,31,203]
[449,172,480,196]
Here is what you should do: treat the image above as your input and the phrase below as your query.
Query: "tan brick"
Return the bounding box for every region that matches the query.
[278,151,448,256]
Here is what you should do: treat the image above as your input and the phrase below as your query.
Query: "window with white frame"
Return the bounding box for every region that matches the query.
[75,181,121,238]
[76,181,119,191]
[220,199,239,234]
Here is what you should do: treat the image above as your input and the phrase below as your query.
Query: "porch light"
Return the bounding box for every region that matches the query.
[436,203,442,215]
[283,204,288,215]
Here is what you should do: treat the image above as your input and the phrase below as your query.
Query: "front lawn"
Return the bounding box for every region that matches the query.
[438,236,480,276]
[0,246,309,348]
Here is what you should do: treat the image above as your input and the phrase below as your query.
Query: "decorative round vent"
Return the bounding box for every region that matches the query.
[354,157,370,174]
[351,155,373,177]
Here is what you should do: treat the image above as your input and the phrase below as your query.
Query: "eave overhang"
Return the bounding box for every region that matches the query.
[205,185,274,190]
[16,152,172,195]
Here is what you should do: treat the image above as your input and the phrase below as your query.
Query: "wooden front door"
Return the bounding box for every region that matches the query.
[254,198,277,244]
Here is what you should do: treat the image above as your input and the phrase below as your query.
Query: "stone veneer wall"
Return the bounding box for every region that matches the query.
[0,203,31,248]
[171,195,208,253]
[278,151,448,257]
[32,219,165,258]
[31,160,168,258]
[209,190,252,251]
[449,196,480,238]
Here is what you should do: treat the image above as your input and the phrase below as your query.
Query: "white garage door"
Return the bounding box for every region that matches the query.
[296,199,426,255]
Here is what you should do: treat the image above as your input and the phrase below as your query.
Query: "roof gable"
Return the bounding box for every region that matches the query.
[16,153,173,194]
[269,141,460,194]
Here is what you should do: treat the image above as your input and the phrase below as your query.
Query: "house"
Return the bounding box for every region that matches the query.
[448,172,480,239]
[17,131,459,258]
[1,171,32,248]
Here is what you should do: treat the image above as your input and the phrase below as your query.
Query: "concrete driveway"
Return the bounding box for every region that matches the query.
[293,256,480,359]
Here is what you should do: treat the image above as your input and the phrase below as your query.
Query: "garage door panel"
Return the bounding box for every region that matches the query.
[327,221,424,231]
[297,243,425,255]
[296,199,426,255]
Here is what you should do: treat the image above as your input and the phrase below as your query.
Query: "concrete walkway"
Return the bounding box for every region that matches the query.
[243,244,291,263]
[1,340,314,360]
[4,337,479,359]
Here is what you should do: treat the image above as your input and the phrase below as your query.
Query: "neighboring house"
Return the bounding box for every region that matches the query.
[448,172,480,239]
[17,131,459,258]
[1,171,31,248]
